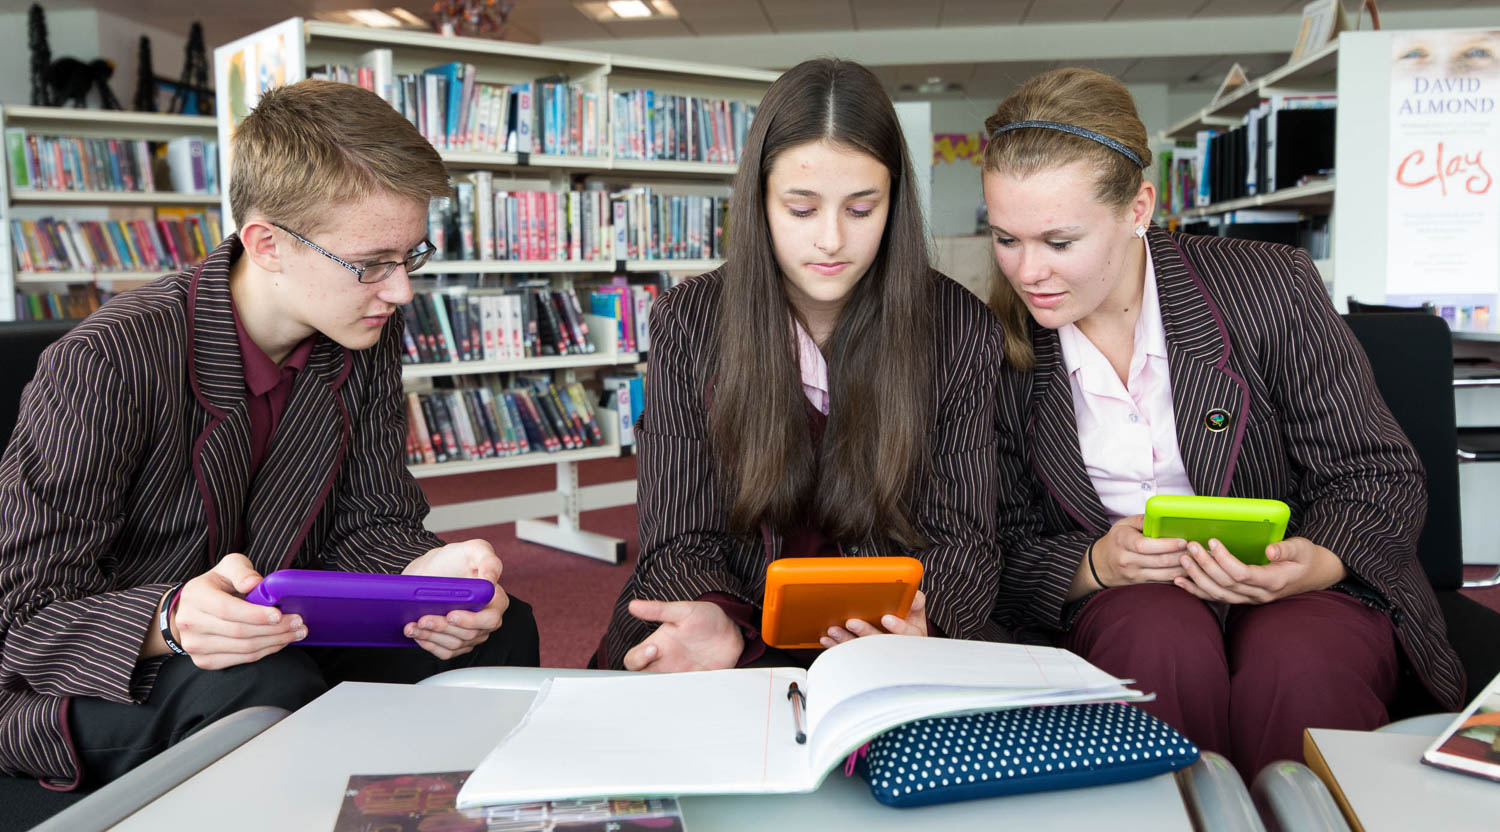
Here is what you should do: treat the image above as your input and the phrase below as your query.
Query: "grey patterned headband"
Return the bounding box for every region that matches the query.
[989,120,1146,168]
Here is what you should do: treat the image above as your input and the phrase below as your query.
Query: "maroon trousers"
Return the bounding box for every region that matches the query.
[1062,584,1399,781]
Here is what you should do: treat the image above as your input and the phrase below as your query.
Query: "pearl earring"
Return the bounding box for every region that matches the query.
[1134,225,1147,239]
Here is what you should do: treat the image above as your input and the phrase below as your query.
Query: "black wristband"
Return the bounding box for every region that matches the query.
[158,583,188,656]
[1086,541,1109,590]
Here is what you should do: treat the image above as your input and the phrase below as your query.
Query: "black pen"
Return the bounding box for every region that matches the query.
[787,681,807,744]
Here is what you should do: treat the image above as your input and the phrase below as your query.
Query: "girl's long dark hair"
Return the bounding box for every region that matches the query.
[710,58,933,548]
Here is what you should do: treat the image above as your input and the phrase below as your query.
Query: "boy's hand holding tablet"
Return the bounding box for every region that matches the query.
[399,538,511,659]
[171,539,510,668]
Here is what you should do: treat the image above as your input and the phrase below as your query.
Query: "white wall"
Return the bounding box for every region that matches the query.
[893,100,932,239]
[96,10,190,112]
[0,9,102,106]
[0,8,187,109]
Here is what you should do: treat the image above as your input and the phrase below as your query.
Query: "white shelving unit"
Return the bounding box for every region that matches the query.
[1164,179,1335,222]
[0,106,220,320]
[214,18,774,561]
[1162,40,1339,142]
[1160,39,1338,288]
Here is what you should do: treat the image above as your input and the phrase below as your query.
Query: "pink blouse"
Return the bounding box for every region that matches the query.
[1056,247,1195,522]
[794,320,830,415]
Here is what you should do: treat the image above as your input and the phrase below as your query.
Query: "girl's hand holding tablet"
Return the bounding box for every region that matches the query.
[819,589,928,647]
[1079,515,1189,597]
[1173,536,1348,605]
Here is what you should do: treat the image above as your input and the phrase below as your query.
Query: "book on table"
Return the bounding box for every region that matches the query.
[456,634,1147,808]
[1423,669,1500,782]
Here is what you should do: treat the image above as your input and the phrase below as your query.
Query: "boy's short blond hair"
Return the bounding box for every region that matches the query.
[229,79,450,234]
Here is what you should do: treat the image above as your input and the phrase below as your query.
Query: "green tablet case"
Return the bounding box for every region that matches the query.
[1142,495,1290,566]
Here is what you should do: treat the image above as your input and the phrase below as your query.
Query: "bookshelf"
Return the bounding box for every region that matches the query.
[0,105,221,321]
[1163,179,1335,222]
[1158,38,1339,289]
[215,18,775,561]
[1162,40,1339,142]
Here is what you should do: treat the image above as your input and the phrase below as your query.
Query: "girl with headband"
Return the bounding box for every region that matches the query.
[980,68,1462,778]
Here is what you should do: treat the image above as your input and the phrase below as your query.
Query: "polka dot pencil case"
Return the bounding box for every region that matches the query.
[855,702,1199,808]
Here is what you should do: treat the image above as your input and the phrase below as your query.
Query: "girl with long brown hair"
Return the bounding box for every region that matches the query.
[981,68,1462,779]
[597,58,1005,671]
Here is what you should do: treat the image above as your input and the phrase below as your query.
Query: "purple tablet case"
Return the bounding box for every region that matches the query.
[244,570,494,647]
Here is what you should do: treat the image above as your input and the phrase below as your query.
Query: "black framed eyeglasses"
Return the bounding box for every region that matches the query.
[271,222,435,284]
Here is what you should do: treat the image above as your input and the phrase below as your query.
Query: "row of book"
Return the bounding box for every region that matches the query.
[610,188,728,262]
[4,130,220,196]
[317,55,607,157]
[432,178,616,263]
[590,283,656,354]
[403,376,606,465]
[7,131,156,194]
[13,285,113,320]
[611,90,756,165]
[12,210,225,274]
[400,286,597,365]
[1160,94,1335,214]
[400,67,604,157]
[427,177,729,264]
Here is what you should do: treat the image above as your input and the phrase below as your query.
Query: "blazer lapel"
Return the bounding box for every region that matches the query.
[1026,324,1110,536]
[186,236,251,564]
[1151,229,1251,497]
[243,339,353,571]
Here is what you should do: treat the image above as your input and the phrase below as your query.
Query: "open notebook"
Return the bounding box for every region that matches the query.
[457,635,1147,807]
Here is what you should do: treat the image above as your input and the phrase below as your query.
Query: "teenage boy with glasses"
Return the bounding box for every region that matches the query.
[0,79,539,792]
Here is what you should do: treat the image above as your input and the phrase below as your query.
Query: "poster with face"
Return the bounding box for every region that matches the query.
[1386,28,1500,321]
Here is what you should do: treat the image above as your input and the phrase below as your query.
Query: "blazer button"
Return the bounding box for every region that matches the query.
[847,545,861,555]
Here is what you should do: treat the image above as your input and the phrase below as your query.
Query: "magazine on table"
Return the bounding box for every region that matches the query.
[332,770,687,831]
[1422,670,1500,783]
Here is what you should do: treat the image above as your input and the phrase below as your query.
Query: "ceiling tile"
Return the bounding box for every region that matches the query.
[686,17,775,35]
[534,12,616,40]
[939,0,1030,25]
[757,0,852,10]
[1023,0,1121,24]
[596,18,696,37]
[852,1,942,30]
[1193,0,1305,16]
[1108,0,1211,21]
[764,8,857,31]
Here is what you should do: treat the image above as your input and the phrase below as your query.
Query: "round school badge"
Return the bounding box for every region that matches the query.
[1204,408,1232,433]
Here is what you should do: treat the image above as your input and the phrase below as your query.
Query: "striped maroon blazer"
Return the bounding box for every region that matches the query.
[600,268,1006,667]
[990,227,1465,711]
[0,235,444,786]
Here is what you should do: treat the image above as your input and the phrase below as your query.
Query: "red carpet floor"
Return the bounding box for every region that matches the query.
[424,458,1500,668]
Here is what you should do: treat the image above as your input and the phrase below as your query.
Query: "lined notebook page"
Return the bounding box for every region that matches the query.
[458,666,813,806]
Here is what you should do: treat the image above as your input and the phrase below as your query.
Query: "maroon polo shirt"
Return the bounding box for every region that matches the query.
[231,301,315,485]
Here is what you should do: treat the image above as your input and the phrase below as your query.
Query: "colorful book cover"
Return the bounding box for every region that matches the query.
[1423,669,1500,782]
[332,770,685,831]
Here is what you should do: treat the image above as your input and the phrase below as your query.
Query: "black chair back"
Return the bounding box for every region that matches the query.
[1346,297,1436,314]
[1341,313,1463,590]
[0,319,77,450]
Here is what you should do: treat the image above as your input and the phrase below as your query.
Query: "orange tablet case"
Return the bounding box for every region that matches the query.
[761,556,924,650]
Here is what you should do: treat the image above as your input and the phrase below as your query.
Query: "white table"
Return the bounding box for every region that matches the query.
[1306,727,1500,831]
[111,682,1196,830]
